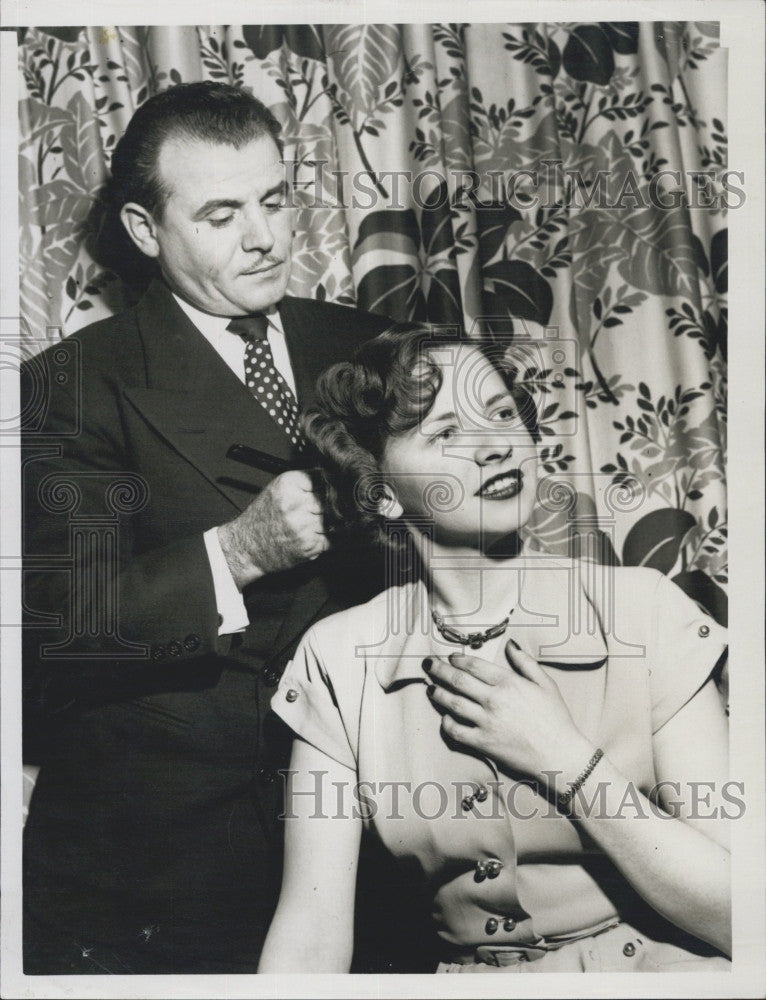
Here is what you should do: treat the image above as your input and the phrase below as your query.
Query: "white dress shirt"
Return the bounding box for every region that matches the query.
[173,294,297,635]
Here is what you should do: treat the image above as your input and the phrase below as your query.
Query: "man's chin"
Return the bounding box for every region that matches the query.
[233,274,291,315]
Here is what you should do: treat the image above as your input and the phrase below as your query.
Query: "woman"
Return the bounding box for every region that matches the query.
[259,325,731,973]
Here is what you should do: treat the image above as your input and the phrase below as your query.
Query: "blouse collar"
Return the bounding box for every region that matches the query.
[373,555,609,691]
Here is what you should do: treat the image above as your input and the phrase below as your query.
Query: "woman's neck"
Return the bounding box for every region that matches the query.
[408,529,523,624]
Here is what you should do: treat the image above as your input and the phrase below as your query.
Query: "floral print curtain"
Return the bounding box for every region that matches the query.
[17,22,728,626]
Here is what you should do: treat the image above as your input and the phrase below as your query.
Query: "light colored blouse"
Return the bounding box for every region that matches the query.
[272,557,727,956]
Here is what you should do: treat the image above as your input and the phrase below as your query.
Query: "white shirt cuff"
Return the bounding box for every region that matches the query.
[203,527,249,635]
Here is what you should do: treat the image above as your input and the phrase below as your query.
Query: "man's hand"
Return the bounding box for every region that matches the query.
[217,471,329,588]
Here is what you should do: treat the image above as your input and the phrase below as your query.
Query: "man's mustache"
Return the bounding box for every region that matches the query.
[241,255,285,273]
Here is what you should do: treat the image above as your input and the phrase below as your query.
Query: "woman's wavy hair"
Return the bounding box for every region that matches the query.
[304,323,540,547]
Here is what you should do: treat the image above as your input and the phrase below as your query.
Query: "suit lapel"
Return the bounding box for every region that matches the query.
[124,281,295,512]
[279,297,346,411]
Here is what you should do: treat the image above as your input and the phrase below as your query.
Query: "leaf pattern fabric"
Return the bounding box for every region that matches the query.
[17,22,728,627]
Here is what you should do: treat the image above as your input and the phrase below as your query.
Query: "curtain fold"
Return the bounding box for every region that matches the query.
[17,21,728,624]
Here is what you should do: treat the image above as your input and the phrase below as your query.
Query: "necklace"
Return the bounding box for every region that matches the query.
[431,607,514,650]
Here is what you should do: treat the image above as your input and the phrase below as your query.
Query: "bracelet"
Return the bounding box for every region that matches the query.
[557,748,604,811]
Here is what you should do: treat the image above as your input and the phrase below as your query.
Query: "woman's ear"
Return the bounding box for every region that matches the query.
[377,483,403,520]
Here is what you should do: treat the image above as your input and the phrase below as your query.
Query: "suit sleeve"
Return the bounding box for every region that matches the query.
[21,351,223,720]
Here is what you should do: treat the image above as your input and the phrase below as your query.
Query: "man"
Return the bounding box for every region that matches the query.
[21,82,394,974]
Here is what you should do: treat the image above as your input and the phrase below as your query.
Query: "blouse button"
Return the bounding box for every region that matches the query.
[285,689,299,703]
[623,941,636,957]
[461,795,474,812]
[485,917,498,934]
[475,785,488,802]
[698,624,710,637]
[503,917,516,932]
[486,859,503,878]
[474,861,487,881]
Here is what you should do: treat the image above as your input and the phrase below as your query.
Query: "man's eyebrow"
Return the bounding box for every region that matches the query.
[262,180,290,201]
[191,182,289,220]
[192,198,242,221]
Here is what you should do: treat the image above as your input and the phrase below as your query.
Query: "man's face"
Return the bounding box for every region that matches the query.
[146,133,294,316]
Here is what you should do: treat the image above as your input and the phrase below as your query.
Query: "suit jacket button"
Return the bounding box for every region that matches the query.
[151,644,166,661]
[503,918,516,932]
[698,624,710,637]
[217,614,224,627]
[167,640,182,657]
[262,668,279,687]
[183,634,200,651]
[623,942,636,957]
[285,689,299,703]
[485,917,498,934]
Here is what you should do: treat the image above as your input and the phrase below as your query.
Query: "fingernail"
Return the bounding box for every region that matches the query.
[426,684,435,697]
[422,657,432,672]
[509,638,521,651]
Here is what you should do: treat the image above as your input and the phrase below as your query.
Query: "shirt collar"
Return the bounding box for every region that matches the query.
[373,556,609,691]
[171,293,284,342]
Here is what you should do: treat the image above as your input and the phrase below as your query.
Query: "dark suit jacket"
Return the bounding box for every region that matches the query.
[21,280,393,971]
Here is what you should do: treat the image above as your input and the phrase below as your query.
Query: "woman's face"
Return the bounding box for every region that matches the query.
[380,345,538,546]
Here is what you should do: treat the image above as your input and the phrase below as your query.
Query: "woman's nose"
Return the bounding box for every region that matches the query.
[474,438,513,466]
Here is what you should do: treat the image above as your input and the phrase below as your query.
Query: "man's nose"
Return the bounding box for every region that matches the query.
[241,208,275,254]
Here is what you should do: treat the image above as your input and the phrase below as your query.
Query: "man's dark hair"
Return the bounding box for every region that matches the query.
[107,81,284,219]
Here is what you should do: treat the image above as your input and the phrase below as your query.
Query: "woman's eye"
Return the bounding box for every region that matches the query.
[491,407,517,422]
[431,427,455,443]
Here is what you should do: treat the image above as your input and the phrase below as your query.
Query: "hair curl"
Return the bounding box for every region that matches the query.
[304,323,540,547]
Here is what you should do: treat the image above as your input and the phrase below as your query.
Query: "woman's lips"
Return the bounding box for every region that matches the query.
[476,469,523,500]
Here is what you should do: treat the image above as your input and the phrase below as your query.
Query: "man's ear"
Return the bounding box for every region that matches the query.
[119,202,161,259]
[377,483,403,520]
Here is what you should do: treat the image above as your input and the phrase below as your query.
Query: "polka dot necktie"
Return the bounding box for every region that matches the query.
[227,315,304,449]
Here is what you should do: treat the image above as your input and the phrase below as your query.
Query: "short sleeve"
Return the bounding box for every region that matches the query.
[650,572,728,734]
[271,628,357,771]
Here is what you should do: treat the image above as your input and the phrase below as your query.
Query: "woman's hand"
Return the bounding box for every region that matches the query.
[424,639,592,787]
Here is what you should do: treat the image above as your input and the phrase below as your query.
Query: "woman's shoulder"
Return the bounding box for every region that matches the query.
[579,559,667,621]
[536,555,664,603]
